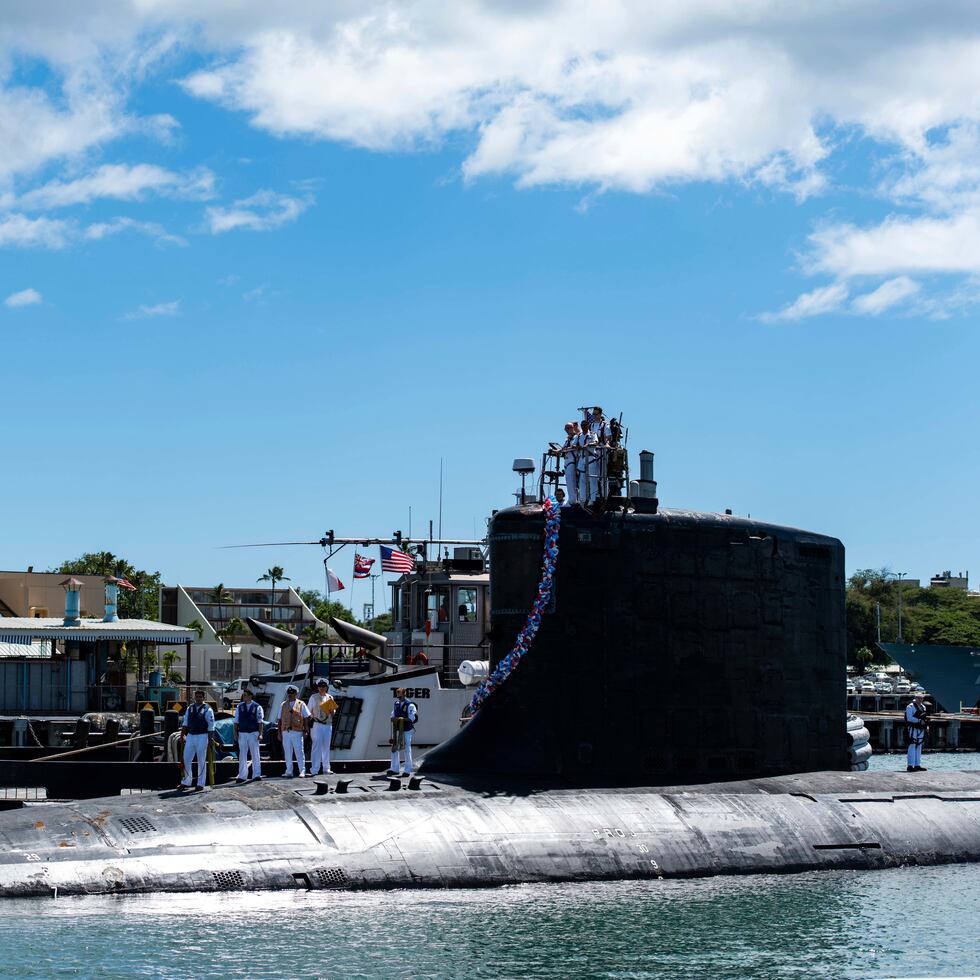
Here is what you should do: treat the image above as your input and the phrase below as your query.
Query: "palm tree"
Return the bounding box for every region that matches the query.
[184,618,205,639]
[257,566,290,624]
[208,583,233,633]
[217,616,247,646]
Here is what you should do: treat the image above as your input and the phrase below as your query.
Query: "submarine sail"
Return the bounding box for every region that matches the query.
[424,502,847,782]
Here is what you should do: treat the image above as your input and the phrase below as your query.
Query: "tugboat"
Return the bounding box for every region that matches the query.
[3,410,980,897]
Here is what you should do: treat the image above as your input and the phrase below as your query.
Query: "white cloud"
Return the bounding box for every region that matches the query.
[807,210,980,279]
[4,287,42,308]
[205,190,309,233]
[123,300,179,320]
[9,3,980,313]
[0,213,184,250]
[12,164,215,211]
[0,214,73,249]
[851,276,921,315]
[83,217,187,247]
[760,282,849,323]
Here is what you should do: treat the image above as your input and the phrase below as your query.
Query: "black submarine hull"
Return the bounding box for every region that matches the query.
[3,771,980,897]
[3,503,974,898]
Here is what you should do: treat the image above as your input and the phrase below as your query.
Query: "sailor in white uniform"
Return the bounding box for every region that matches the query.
[560,421,581,505]
[179,690,215,791]
[233,688,264,783]
[389,688,419,776]
[585,406,610,500]
[905,692,928,771]
[576,419,598,503]
[307,678,336,775]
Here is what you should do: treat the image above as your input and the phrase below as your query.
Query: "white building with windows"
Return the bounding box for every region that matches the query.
[157,584,331,682]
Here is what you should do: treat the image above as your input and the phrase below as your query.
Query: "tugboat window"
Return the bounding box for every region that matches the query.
[457,588,478,622]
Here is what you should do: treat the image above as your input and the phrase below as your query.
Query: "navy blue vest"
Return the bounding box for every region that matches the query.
[393,699,415,732]
[237,701,260,733]
[185,703,210,735]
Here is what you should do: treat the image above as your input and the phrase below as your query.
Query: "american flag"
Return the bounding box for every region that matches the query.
[380,544,415,573]
[353,553,375,579]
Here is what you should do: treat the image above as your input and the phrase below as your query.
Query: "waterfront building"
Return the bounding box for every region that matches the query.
[0,572,194,714]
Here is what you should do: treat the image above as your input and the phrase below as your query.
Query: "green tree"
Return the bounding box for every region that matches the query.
[208,583,233,631]
[298,588,360,626]
[258,566,290,623]
[217,616,247,646]
[367,611,393,633]
[161,650,183,684]
[184,618,206,639]
[52,553,161,621]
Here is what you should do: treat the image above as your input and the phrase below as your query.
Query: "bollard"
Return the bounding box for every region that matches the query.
[72,718,90,750]
[163,709,180,741]
[139,707,156,762]
[104,718,121,742]
[12,718,27,748]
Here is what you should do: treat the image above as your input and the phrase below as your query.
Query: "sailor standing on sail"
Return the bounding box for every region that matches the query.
[307,678,337,776]
[278,685,311,778]
[905,691,928,771]
[179,690,215,791]
[389,687,418,777]
[560,421,581,505]
[233,688,264,783]
[576,417,598,503]
[586,406,610,500]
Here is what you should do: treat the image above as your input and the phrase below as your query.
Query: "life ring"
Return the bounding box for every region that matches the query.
[408,651,429,666]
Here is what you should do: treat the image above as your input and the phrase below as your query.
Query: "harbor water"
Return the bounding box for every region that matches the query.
[2,753,978,980]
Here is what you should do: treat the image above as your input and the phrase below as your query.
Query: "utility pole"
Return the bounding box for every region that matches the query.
[896,571,907,643]
[876,602,881,643]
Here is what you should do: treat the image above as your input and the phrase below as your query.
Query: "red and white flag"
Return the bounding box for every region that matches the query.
[325,567,345,593]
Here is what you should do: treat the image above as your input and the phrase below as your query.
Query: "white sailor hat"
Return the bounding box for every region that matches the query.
[286,684,299,694]
[315,677,329,687]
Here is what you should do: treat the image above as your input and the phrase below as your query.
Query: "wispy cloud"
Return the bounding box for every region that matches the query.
[205,190,309,234]
[759,283,849,323]
[0,214,73,249]
[9,163,215,211]
[851,277,921,316]
[122,300,179,320]
[4,287,42,308]
[83,217,186,247]
[0,213,184,250]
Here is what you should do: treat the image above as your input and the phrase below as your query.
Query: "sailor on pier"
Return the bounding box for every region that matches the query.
[390,687,418,776]
[906,692,928,771]
[278,685,311,778]
[559,421,581,505]
[233,688,264,783]
[308,678,337,776]
[179,690,215,791]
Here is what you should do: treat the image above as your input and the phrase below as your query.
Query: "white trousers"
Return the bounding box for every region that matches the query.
[237,731,261,780]
[577,465,598,504]
[907,732,924,767]
[182,733,209,787]
[311,722,332,774]
[563,461,578,504]
[282,730,305,775]
[390,729,414,774]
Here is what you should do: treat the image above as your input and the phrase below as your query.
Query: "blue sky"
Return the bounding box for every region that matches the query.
[1,3,979,603]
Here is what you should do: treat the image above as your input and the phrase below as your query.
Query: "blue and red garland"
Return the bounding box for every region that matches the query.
[469,496,561,713]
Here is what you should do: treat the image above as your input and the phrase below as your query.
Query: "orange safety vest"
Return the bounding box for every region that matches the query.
[280,700,307,732]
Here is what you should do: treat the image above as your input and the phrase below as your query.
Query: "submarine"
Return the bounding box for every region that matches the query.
[3,442,980,896]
